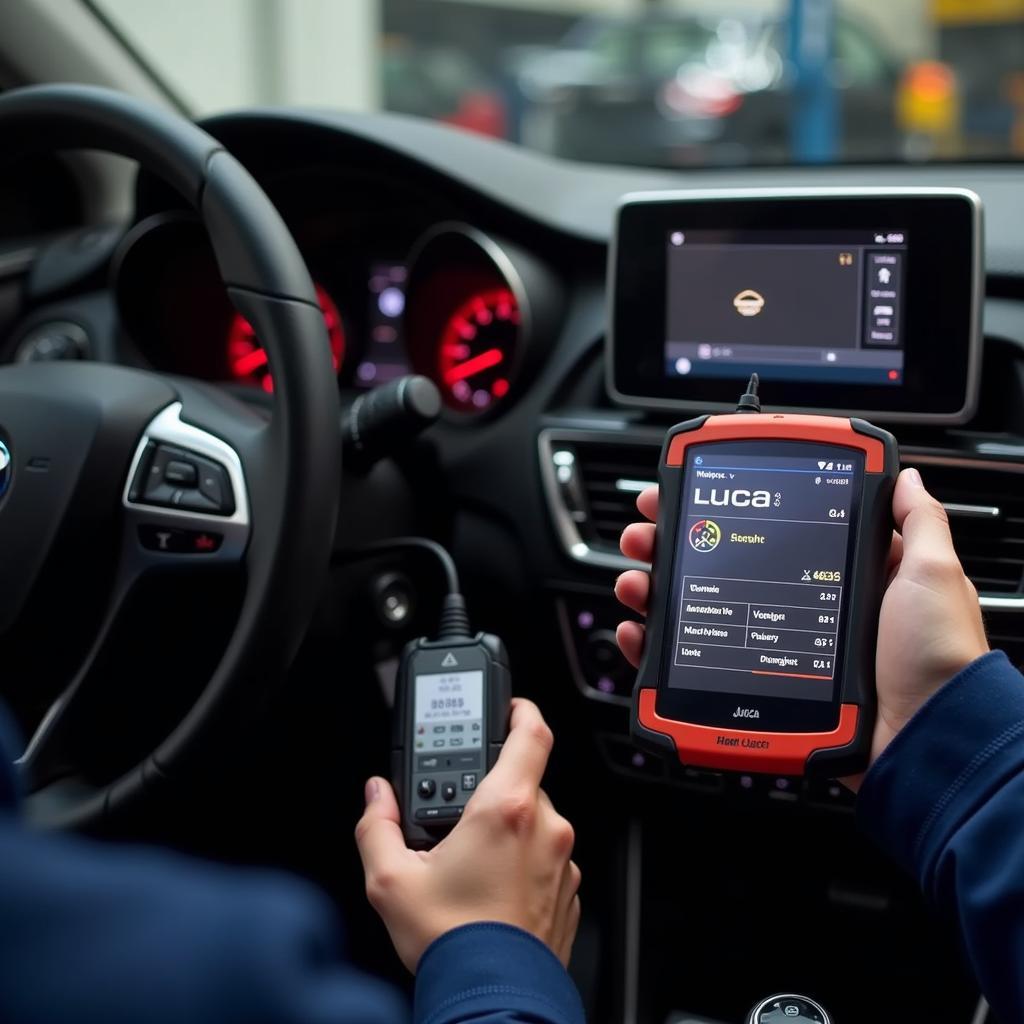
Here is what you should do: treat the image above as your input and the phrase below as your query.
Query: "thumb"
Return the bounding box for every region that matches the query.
[354,777,408,877]
[892,467,957,573]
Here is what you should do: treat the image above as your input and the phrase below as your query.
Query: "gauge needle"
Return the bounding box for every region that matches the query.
[232,347,269,376]
[444,347,503,384]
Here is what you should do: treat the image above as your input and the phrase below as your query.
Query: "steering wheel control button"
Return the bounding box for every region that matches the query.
[130,442,235,516]
[441,782,457,802]
[417,778,436,800]
[164,459,198,486]
[138,526,223,555]
[196,458,234,514]
[747,995,831,1024]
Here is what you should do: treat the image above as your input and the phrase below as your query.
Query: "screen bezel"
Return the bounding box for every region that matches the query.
[653,439,865,734]
[607,188,982,424]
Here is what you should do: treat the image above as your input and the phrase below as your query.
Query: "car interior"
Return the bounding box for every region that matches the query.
[1,3,1022,1024]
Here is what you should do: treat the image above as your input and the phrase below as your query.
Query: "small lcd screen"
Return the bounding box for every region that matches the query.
[354,261,411,388]
[414,670,484,753]
[661,441,864,715]
[665,230,906,387]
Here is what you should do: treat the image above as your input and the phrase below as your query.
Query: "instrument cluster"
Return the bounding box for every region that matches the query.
[114,213,555,419]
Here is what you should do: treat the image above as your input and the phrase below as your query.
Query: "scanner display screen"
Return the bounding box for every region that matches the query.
[414,670,484,753]
[661,440,864,720]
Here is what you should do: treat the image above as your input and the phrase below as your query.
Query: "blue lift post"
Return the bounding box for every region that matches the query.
[788,0,839,162]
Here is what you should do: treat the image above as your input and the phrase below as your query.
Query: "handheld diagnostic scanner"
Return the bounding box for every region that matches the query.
[631,376,898,777]
[387,541,511,848]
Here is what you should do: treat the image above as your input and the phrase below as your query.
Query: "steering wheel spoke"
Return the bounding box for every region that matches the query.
[121,400,251,567]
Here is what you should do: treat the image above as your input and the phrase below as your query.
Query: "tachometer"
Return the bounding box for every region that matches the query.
[438,287,520,412]
[228,283,345,392]
[404,224,553,417]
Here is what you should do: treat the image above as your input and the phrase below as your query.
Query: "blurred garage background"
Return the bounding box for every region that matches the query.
[86,0,1024,168]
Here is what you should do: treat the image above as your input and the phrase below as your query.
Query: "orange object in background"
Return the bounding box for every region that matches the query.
[897,59,961,156]
[933,0,1024,23]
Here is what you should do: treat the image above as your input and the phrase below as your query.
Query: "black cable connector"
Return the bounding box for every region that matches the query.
[736,372,761,414]
[436,593,471,641]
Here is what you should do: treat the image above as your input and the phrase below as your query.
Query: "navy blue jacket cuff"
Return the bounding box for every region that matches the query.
[857,650,1024,894]
[414,923,585,1024]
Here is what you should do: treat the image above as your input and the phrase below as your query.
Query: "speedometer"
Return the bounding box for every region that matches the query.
[438,288,520,412]
[227,283,345,392]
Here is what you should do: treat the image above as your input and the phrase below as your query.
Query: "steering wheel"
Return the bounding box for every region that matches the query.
[0,86,341,829]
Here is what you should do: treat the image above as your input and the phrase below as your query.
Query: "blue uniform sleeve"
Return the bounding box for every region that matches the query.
[857,650,1024,1023]
[0,820,410,1024]
[415,923,585,1024]
[0,707,583,1024]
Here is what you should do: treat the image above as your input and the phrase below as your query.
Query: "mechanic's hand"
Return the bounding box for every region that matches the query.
[355,698,581,973]
[613,469,989,787]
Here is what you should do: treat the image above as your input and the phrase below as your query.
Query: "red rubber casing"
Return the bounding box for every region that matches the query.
[630,413,898,777]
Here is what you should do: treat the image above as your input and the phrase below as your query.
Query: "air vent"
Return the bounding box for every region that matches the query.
[540,429,661,568]
[572,441,659,546]
[909,459,1024,596]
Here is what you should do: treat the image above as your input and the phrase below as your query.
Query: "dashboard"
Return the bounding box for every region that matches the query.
[2,105,1024,1023]
[3,106,1023,715]
[3,107,1023,696]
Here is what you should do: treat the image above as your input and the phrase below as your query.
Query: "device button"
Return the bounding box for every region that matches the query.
[138,526,223,554]
[747,993,830,1024]
[164,459,198,487]
[435,806,462,820]
[195,458,235,515]
[441,782,456,802]
[806,777,854,810]
[133,444,236,516]
[415,807,442,821]
[417,779,436,800]
[461,773,477,791]
[583,629,633,697]
[768,776,800,803]
[599,735,665,779]
[173,489,221,514]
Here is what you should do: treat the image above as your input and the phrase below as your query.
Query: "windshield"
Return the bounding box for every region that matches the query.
[94,0,1024,168]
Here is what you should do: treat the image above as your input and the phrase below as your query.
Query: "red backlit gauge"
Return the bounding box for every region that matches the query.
[438,288,520,412]
[227,283,345,392]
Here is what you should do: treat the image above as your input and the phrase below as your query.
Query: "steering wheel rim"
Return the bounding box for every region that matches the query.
[0,85,341,828]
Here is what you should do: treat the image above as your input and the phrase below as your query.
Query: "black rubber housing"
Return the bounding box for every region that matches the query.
[392,632,511,849]
[630,415,898,778]
[0,85,341,827]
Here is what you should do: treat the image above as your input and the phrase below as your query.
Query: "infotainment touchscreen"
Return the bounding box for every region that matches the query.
[664,229,906,387]
[609,189,981,423]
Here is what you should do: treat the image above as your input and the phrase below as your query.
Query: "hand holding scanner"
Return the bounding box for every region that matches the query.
[631,376,898,777]
[380,541,511,848]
